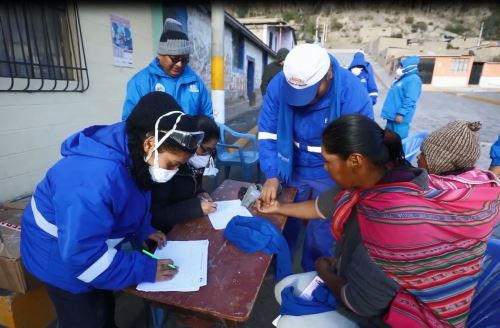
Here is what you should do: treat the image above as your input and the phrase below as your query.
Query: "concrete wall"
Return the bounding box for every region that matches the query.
[373,37,408,57]
[450,37,479,49]
[223,26,266,102]
[184,8,270,103]
[474,46,500,63]
[244,40,264,95]
[242,24,294,52]
[0,2,155,203]
[245,25,267,45]
[479,62,500,88]
[420,41,448,54]
[267,27,294,51]
[186,6,211,88]
[431,56,474,87]
[380,48,414,73]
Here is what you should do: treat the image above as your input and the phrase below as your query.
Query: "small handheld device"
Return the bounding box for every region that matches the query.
[238,184,263,209]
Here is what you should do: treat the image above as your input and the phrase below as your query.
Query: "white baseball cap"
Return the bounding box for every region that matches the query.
[283,44,330,106]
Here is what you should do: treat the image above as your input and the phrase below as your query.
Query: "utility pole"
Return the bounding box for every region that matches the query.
[315,16,319,43]
[211,1,225,123]
[315,16,328,46]
[477,21,484,48]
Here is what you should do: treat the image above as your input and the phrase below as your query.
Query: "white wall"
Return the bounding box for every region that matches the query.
[245,40,264,95]
[479,77,500,88]
[268,27,294,50]
[0,2,155,203]
[431,76,469,87]
[186,6,211,88]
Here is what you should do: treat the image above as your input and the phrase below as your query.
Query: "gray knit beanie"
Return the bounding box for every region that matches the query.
[158,18,192,55]
[421,120,481,174]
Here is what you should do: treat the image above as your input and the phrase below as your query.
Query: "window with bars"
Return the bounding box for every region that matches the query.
[450,58,469,73]
[232,30,244,70]
[0,1,89,92]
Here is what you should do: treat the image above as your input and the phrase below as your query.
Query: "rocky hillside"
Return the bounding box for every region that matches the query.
[227,2,499,48]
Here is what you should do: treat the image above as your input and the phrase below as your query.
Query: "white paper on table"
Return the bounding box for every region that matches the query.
[199,240,209,286]
[208,199,252,230]
[136,240,208,292]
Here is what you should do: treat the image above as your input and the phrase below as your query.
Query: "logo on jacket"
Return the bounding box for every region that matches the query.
[155,83,165,92]
[360,78,367,83]
[188,84,199,93]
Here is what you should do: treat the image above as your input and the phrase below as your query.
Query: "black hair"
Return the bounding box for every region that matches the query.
[321,114,406,168]
[126,91,198,190]
[195,115,220,142]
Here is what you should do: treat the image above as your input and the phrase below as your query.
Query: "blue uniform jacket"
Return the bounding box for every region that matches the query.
[122,58,212,120]
[348,52,378,105]
[491,135,500,166]
[381,56,422,124]
[20,123,157,293]
[258,54,374,180]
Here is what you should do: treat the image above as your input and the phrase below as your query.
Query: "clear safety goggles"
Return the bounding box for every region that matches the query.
[147,111,204,155]
[156,129,204,150]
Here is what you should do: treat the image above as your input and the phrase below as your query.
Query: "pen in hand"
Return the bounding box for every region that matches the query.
[142,249,178,270]
[142,249,160,260]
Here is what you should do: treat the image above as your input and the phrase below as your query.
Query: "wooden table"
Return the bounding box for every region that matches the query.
[126,179,296,327]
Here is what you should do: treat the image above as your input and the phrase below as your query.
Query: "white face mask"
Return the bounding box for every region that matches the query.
[203,156,219,176]
[188,154,211,169]
[144,111,184,183]
[395,67,404,78]
[351,67,362,76]
[148,164,178,183]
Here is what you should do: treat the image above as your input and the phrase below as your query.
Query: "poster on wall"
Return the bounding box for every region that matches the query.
[110,15,133,67]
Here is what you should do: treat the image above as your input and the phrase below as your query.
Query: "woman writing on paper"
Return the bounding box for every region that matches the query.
[150,115,220,232]
[20,92,204,327]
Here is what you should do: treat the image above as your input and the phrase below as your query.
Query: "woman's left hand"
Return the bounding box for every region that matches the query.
[147,231,167,249]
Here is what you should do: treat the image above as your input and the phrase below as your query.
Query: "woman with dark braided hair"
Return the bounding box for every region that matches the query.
[20,91,204,327]
[257,115,499,328]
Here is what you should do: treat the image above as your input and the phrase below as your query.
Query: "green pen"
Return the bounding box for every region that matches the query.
[142,249,177,270]
[142,249,160,260]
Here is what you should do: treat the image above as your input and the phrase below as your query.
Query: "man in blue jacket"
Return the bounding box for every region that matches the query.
[381,56,422,139]
[122,18,212,121]
[348,51,378,105]
[257,43,373,271]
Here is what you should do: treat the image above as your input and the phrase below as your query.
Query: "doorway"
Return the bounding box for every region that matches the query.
[469,62,484,85]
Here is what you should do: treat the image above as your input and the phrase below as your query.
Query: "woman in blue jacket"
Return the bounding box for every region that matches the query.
[20,92,205,327]
[348,52,378,105]
[381,55,422,139]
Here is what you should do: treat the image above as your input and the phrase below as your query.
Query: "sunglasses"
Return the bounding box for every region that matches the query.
[168,55,190,65]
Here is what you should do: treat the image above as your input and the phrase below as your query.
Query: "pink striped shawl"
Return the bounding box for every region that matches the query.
[330,169,500,327]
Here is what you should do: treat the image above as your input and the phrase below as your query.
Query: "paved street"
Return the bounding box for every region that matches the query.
[372,79,500,170]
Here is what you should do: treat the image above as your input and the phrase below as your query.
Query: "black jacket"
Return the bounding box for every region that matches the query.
[150,164,206,232]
